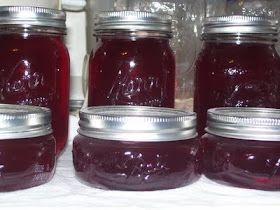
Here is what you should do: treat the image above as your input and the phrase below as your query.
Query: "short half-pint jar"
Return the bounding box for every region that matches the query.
[73,106,201,191]
[0,104,56,191]
[202,107,280,191]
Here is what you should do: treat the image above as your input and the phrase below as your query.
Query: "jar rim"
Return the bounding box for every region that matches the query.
[78,106,197,142]
[0,104,52,139]
[202,15,278,37]
[0,6,66,32]
[206,107,280,141]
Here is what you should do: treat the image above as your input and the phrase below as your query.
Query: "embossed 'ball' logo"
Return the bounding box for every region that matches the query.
[0,60,54,106]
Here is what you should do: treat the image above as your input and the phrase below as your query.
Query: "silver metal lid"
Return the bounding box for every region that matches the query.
[0,104,52,139]
[202,15,278,35]
[206,107,280,141]
[0,6,66,30]
[94,11,172,37]
[78,106,197,142]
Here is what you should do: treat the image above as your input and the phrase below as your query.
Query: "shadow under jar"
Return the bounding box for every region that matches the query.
[194,16,280,136]
[0,104,56,192]
[88,11,175,107]
[0,6,70,154]
[73,106,201,191]
[202,107,280,191]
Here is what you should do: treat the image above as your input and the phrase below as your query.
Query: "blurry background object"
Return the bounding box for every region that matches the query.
[205,0,280,18]
[62,0,87,111]
[0,0,61,9]
[86,0,115,54]
[62,0,86,10]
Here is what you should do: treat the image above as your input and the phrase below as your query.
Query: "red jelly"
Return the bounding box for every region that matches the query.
[203,107,280,191]
[194,16,280,135]
[0,6,69,154]
[0,104,56,191]
[88,11,175,107]
[73,106,201,191]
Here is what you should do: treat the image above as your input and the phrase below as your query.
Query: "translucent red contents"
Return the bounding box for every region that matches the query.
[73,135,201,191]
[88,38,175,107]
[202,134,280,191]
[0,34,69,154]
[0,135,56,191]
[194,42,280,135]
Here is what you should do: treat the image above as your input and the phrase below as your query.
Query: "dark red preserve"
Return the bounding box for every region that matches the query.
[203,107,280,191]
[88,11,175,107]
[0,6,69,154]
[0,104,56,191]
[73,106,201,191]
[194,16,280,135]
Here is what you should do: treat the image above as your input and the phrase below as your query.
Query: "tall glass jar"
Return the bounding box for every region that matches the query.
[114,0,205,110]
[88,11,175,107]
[194,15,280,135]
[0,6,70,154]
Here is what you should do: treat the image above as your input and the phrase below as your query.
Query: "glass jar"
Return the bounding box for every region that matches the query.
[114,0,205,110]
[0,104,55,191]
[0,6,70,154]
[73,106,200,191]
[88,11,175,107]
[194,15,280,135]
[202,107,280,191]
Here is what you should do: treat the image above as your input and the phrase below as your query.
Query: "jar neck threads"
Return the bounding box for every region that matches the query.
[0,26,66,36]
[202,33,278,44]
[95,30,172,39]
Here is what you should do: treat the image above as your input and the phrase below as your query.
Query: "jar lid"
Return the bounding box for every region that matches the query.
[206,107,280,141]
[0,6,66,30]
[94,11,172,37]
[78,106,197,142]
[0,104,52,139]
[202,15,278,35]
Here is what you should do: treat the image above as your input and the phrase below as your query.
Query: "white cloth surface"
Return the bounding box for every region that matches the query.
[1,115,280,209]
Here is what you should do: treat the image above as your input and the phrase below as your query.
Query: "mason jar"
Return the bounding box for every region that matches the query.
[0,6,70,154]
[203,107,280,191]
[88,11,175,107]
[0,104,55,191]
[194,16,280,135]
[73,106,201,191]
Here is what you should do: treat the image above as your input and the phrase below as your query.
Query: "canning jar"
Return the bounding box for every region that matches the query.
[0,104,55,191]
[88,11,175,107]
[0,6,69,154]
[73,106,200,191]
[194,16,280,135]
[202,107,280,191]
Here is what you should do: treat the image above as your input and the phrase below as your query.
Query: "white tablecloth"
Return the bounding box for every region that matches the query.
[1,115,280,209]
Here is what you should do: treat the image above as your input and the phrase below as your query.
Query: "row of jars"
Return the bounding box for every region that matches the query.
[0,6,280,152]
[1,104,280,192]
[0,5,280,191]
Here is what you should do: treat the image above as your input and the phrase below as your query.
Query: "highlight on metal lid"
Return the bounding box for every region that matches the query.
[206,107,280,141]
[0,6,66,31]
[78,106,197,142]
[0,104,52,139]
[94,10,172,37]
[202,15,278,36]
